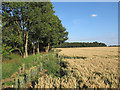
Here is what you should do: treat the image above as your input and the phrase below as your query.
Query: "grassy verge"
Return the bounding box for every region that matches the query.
[2,51,60,79]
[2,49,78,88]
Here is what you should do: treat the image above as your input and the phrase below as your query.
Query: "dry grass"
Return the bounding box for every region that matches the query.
[57,47,118,88]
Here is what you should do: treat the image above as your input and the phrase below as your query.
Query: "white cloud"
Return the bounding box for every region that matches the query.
[91,14,98,17]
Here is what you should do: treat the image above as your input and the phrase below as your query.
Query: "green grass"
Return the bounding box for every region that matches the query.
[41,53,60,77]
[2,81,14,86]
[2,52,61,79]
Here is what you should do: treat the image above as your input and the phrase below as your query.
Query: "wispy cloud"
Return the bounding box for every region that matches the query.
[91,14,98,17]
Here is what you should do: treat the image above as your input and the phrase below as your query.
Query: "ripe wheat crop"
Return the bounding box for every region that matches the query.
[57,47,118,88]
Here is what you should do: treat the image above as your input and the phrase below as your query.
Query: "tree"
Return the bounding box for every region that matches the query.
[2,2,24,56]
[2,2,69,58]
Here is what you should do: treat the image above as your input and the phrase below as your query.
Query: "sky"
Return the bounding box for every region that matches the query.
[52,2,118,46]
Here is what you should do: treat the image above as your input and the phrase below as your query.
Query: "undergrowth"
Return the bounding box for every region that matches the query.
[2,51,60,79]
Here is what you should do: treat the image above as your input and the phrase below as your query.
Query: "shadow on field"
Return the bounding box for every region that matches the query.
[59,55,87,60]
[60,61,68,77]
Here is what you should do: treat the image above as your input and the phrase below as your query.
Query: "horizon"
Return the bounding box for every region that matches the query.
[65,41,119,46]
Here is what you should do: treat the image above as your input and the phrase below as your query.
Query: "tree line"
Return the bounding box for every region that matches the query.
[2,2,68,58]
[55,42,107,48]
[108,45,120,47]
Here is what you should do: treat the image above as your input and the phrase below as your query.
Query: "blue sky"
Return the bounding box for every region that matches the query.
[52,2,118,45]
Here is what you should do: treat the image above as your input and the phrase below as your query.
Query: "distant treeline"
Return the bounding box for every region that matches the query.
[108,45,120,47]
[55,42,107,48]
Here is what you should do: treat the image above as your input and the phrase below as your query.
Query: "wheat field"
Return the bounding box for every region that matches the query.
[57,47,119,88]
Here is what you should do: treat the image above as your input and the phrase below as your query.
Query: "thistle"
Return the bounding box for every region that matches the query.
[15,77,19,88]
[33,66,37,76]
[19,76,25,88]
[22,63,25,73]
[18,67,22,74]
[25,70,31,85]
[30,67,34,77]
[40,63,43,72]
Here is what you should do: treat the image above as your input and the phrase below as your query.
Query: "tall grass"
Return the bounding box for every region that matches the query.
[2,52,60,79]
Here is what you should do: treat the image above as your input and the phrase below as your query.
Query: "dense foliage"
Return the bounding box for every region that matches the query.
[2,2,68,58]
[55,42,107,48]
[2,44,14,58]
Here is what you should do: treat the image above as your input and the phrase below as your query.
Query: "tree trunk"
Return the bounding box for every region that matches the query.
[16,20,21,40]
[25,31,28,57]
[37,42,39,54]
[23,32,26,58]
[45,43,49,53]
[33,44,35,55]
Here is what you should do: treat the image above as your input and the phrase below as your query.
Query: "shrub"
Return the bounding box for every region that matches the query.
[2,44,14,59]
